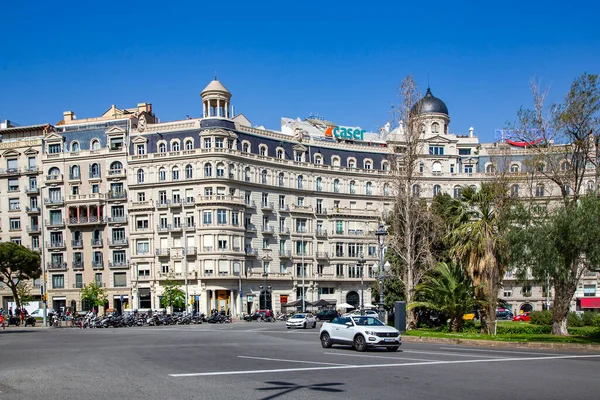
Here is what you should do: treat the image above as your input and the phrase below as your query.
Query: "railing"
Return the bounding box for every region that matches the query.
[245,248,258,256]
[315,229,328,236]
[246,224,257,232]
[183,198,195,206]
[44,197,64,205]
[25,186,39,194]
[26,225,40,233]
[72,261,84,270]
[295,228,308,234]
[108,238,128,246]
[69,173,81,180]
[46,241,66,249]
[157,225,171,232]
[155,249,171,256]
[262,225,275,234]
[47,262,67,270]
[72,282,84,288]
[156,200,170,208]
[107,216,127,224]
[185,247,197,255]
[184,223,196,231]
[316,207,328,215]
[91,262,104,270]
[23,166,39,173]
[316,252,329,259]
[169,224,183,232]
[170,199,182,207]
[72,240,83,248]
[109,261,130,269]
[45,174,63,182]
[291,204,313,213]
[68,216,106,225]
[278,204,290,212]
[196,195,245,205]
[45,219,65,227]
[129,200,153,209]
[108,169,125,176]
[89,172,101,179]
[279,227,290,234]
[279,250,292,257]
[261,202,274,210]
[107,190,127,200]
[245,200,256,208]
[26,206,40,213]
[91,239,103,247]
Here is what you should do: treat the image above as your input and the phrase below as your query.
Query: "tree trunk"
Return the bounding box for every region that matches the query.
[551,291,571,336]
[7,281,21,309]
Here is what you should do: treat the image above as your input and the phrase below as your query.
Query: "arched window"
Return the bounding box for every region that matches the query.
[418,163,424,173]
[297,175,304,189]
[261,169,268,184]
[536,162,546,173]
[334,179,340,193]
[511,184,519,197]
[470,185,477,193]
[316,177,323,191]
[185,164,193,179]
[172,141,180,152]
[137,169,145,183]
[90,163,100,177]
[73,231,82,242]
[277,149,284,159]
[216,163,225,178]
[110,161,123,174]
[172,166,180,180]
[91,139,101,150]
[561,161,570,171]
[510,164,520,173]
[243,142,250,153]
[185,140,193,150]
[348,158,356,168]
[431,122,440,133]
[586,180,595,194]
[259,145,267,156]
[244,167,251,182]
[204,163,212,177]
[564,184,572,196]
[535,184,545,197]
[159,143,166,153]
[432,161,442,173]
[419,123,426,134]
[278,172,284,187]
[349,180,356,194]
[453,185,462,199]
[332,157,340,167]
[486,164,496,174]
[158,168,166,182]
[70,165,80,179]
[366,182,373,195]
[381,161,389,171]
[314,154,323,165]
[412,184,420,197]
[383,183,390,196]
[71,142,80,152]
[433,185,441,196]
[49,167,60,176]
[364,160,372,170]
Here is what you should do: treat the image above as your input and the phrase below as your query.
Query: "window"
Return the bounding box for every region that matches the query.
[185,140,193,150]
[137,169,144,183]
[94,273,103,285]
[218,238,228,250]
[418,163,424,173]
[71,142,80,152]
[464,165,473,174]
[522,285,532,296]
[114,272,127,287]
[432,161,442,173]
[433,185,441,196]
[486,164,496,174]
[419,124,426,134]
[215,138,224,148]
[277,172,285,187]
[91,140,101,150]
[332,156,340,167]
[453,186,462,199]
[259,146,267,156]
[9,198,20,211]
[314,154,322,165]
[172,166,180,180]
[48,143,61,154]
[297,175,303,189]
[348,159,356,168]
[349,181,356,194]
[316,177,323,191]
[584,285,596,297]
[333,179,340,193]
[204,163,212,177]
[279,195,285,209]
[216,163,224,178]
[366,182,373,195]
[8,178,19,192]
[159,142,167,153]
[217,209,227,224]
[277,149,284,159]
[136,217,149,230]
[137,241,150,255]
[110,161,123,174]
[172,141,180,152]
[450,164,455,173]
[431,122,439,133]
[203,211,213,225]
[412,184,420,197]
[458,148,471,155]
[364,160,372,170]
[9,218,21,231]
[535,184,545,197]
[185,164,193,179]
[510,164,520,173]
[429,146,444,155]
[242,142,249,153]
[383,183,390,196]
[52,275,64,289]
[511,184,519,197]
[381,161,389,171]
[297,197,304,206]
[335,221,344,235]
[137,192,146,202]
[136,144,145,155]
[90,163,100,178]
[295,152,303,162]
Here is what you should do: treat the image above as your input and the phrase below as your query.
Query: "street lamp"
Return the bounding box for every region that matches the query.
[39,184,47,327]
[260,274,271,310]
[375,223,388,317]
[372,260,391,319]
[358,254,366,316]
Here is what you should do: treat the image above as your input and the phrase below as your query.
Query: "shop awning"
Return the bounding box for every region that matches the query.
[580,298,600,308]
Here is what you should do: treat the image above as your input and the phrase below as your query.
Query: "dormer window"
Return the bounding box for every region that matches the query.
[510,164,520,173]
[259,145,267,156]
[314,154,323,165]
[185,140,193,150]
[172,141,180,152]
[48,143,61,154]
[348,158,356,168]
[215,138,224,148]
[71,142,80,152]
[204,138,212,149]
[242,142,250,153]
[364,159,372,169]
[136,144,145,155]
[158,143,166,153]
[277,149,284,159]
[429,146,444,155]
[295,152,304,162]
[332,156,341,167]
[431,122,440,134]
[110,137,123,150]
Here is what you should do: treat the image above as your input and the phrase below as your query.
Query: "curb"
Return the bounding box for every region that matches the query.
[402,335,600,352]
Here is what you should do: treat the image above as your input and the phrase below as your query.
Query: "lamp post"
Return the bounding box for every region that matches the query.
[260,274,270,310]
[372,261,391,320]
[358,254,366,316]
[40,185,47,327]
[375,223,388,318]
[301,232,305,313]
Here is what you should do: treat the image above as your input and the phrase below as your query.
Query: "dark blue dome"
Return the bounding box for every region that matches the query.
[411,88,448,116]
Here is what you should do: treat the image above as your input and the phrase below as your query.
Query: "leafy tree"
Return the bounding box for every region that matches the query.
[509,195,600,335]
[409,262,480,332]
[160,279,186,310]
[16,281,35,307]
[445,183,512,335]
[0,242,41,309]
[371,275,405,312]
[81,282,108,310]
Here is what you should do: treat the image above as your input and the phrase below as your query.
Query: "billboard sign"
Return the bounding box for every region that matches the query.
[325,126,365,141]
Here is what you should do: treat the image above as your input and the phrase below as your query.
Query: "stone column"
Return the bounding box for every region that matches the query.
[217,99,221,117]
[225,101,229,118]
[229,290,234,316]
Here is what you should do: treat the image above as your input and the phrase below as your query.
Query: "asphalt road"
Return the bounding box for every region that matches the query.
[1,322,599,400]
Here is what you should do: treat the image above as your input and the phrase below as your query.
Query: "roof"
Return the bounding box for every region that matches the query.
[0,123,52,134]
[411,88,449,116]
[201,77,231,95]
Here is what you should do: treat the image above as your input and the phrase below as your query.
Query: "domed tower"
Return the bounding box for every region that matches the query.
[201,77,232,118]
[410,88,450,135]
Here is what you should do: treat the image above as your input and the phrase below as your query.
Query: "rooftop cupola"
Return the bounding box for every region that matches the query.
[201,77,232,118]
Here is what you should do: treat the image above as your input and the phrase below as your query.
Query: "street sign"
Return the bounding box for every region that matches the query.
[247,296,253,302]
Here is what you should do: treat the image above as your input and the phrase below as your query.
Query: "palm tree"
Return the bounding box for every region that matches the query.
[446,182,510,335]
[409,262,479,332]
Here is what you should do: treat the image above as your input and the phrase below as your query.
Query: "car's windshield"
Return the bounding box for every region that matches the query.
[292,314,305,319]
[351,316,384,326]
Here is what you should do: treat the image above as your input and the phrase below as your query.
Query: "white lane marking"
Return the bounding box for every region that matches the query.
[438,347,565,356]
[238,355,347,366]
[402,350,505,359]
[323,352,434,362]
[169,354,600,377]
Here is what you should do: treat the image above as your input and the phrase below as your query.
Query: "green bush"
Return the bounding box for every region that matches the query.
[529,310,552,326]
[581,312,598,326]
[568,312,584,327]
[497,324,552,335]
[593,314,600,327]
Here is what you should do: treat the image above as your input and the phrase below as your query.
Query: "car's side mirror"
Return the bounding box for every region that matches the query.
[345,322,353,327]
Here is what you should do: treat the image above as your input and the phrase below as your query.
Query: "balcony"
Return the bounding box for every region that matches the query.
[89,172,102,180]
[261,202,274,211]
[245,223,257,232]
[68,216,107,226]
[68,173,82,182]
[294,228,309,235]
[45,174,63,184]
[279,250,292,258]
[185,247,197,255]
[316,207,328,216]
[107,215,127,224]
[290,204,313,214]
[203,246,214,252]
[108,238,129,247]
[245,248,258,256]
[26,225,41,233]
[156,200,170,209]
[278,227,290,235]
[348,230,367,237]
[329,207,379,217]
[47,262,67,271]
[155,248,171,257]
[278,204,290,212]
[183,198,195,207]
[261,225,275,234]
[72,239,83,248]
[169,224,183,233]
[108,169,126,178]
[91,239,103,247]
[184,223,196,231]
[109,261,130,269]
[170,199,182,208]
[26,206,41,214]
[129,200,153,211]
[196,195,245,206]
[72,261,84,270]
[46,241,66,249]
[91,261,104,270]
[315,229,328,237]
[245,200,256,208]
[72,282,84,289]
[44,197,64,206]
[107,190,127,201]
[25,186,39,194]
[23,166,39,174]
[316,252,329,260]
[45,219,65,228]
[157,224,171,233]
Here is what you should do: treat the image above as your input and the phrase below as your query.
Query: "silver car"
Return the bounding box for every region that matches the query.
[286,313,317,329]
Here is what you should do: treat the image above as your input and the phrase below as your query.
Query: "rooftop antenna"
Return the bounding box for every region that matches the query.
[427,71,430,89]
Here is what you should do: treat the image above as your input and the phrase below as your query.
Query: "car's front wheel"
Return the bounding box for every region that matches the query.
[320,332,332,348]
[312,322,316,329]
[354,335,367,352]
[386,346,399,352]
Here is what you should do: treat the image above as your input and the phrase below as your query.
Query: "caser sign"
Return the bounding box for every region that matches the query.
[325,126,365,141]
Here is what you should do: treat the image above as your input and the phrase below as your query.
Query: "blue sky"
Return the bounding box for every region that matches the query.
[1,1,598,142]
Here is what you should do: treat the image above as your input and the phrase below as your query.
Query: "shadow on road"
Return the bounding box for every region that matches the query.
[257,380,345,399]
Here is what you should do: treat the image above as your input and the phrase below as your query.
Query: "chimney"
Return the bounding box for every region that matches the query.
[137,103,152,114]
[64,111,75,123]
[469,127,474,138]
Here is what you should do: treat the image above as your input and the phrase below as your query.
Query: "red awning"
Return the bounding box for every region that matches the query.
[580,298,600,308]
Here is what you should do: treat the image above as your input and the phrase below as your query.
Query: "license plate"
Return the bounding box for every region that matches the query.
[384,338,395,342]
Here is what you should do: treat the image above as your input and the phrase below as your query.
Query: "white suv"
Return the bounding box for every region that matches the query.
[319,315,401,352]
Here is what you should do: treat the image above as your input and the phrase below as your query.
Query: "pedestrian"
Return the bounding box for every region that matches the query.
[8,307,13,317]
[20,307,25,325]
[0,309,4,330]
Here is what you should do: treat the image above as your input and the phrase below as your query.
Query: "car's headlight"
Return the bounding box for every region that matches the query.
[365,331,375,335]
